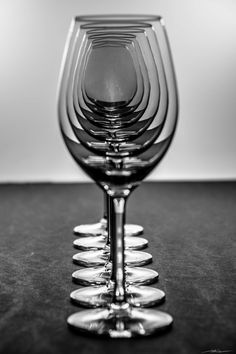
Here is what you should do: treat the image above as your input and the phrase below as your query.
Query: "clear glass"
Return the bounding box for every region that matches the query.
[72,193,153,287]
[73,191,144,236]
[73,192,149,271]
[72,265,159,286]
[58,14,178,337]
[73,193,147,250]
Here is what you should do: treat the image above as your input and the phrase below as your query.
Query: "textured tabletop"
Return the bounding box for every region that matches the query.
[0,182,235,354]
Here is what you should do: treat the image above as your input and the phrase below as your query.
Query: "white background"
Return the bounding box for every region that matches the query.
[0,0,235,182]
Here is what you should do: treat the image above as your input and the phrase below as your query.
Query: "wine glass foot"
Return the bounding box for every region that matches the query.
[73,219,143,237]
[67,307,173,337]
[72,249,152,267]
[70,285,165,308]
[72,266,159,286]
[125,223,143,236]
[73,218,106,236]
[73,235,148,251]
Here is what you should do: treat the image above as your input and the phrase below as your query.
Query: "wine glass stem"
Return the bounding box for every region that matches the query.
[106,194,112,247]
[106,193,127,246]
[109,195,127,304]
[103,191,108,220]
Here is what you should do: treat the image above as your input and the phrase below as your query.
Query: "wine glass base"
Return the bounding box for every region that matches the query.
[73,220,143,237]
[70,285,165,308]
[73,218,106,236]
[72,266,158,286]
[73,235,148,251]
[72,249,152,267]
[125,223,143,236]
[67,307,173,337]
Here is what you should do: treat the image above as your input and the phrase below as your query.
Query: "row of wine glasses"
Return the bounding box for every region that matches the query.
[58,14,178,337]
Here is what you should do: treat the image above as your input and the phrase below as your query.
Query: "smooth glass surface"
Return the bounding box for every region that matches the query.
[67,307,173,338]
[72,249,152,267]
[73,219,144,236]
[73,235,148,250]
[72,266,159,286]
[70,285,165,308]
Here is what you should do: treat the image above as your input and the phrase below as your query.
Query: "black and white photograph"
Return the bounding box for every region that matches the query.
[0,0,235,353]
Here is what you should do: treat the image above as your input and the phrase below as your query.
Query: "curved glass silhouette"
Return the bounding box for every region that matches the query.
[58,15,178,338]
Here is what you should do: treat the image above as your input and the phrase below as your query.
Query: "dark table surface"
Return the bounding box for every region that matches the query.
[0,182,235,354]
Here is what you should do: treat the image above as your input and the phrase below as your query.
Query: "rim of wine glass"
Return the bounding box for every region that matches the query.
[74,15,164,30]
[75,14,163,23]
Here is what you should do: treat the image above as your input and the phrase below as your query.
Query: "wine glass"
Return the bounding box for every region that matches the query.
[58,15,178,337]
[70,20,155,270]
[68,19,166,308]
[72,28,144,239]
[72,27,148,252]
[71,20,159,298]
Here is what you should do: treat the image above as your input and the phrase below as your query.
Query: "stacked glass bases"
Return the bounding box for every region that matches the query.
[58,15,178,338]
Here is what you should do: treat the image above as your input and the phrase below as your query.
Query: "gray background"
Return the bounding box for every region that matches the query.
[0,0,235,182]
